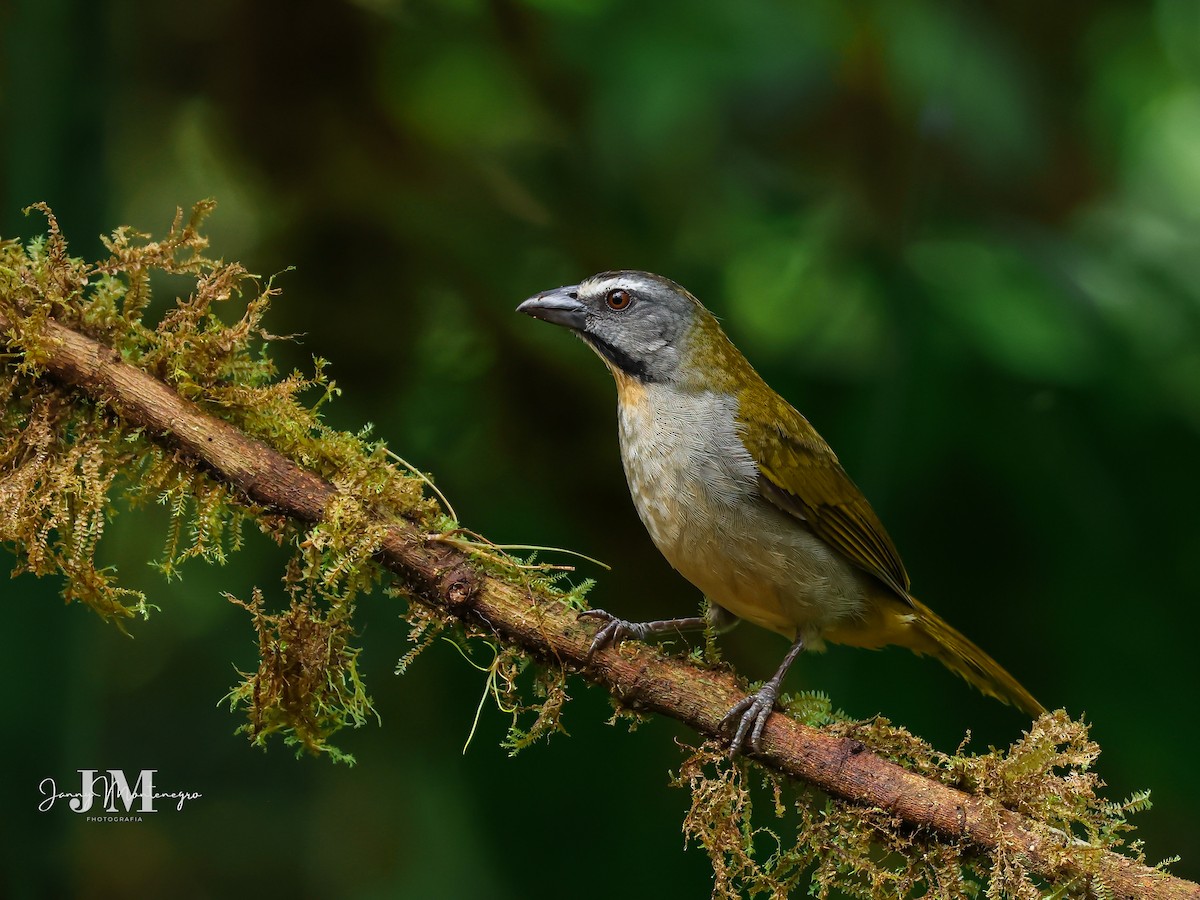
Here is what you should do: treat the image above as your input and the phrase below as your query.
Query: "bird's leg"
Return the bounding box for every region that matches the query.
[581,599,736,660]
[579,610,707,660]
[720,634,806,757]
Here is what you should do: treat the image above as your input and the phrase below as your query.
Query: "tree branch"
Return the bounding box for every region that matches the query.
[3,308,1195,900]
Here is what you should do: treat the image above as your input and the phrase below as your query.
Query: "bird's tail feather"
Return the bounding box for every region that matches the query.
[905,597,1045,717]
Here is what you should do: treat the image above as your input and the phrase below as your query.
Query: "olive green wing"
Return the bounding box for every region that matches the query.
[736,387,912,601]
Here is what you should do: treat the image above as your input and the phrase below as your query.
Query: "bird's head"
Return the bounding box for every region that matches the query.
[517,271,718,385]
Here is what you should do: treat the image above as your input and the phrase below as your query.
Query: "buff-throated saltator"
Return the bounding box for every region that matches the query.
[518,271,1044,754]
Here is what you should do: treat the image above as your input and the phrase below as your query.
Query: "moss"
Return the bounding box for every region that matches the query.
[0,201,586,763]
[675,706,1170,898]
[224,583,377,765]
[0,203,440,753]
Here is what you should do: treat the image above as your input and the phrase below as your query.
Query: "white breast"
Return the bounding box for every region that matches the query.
[617,385,867,643]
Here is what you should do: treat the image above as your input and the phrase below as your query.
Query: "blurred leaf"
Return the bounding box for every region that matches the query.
[907,237,1096,382]
[1126,89,1200,224]
[388,42,548,151]
[724,204,886,376]
[879,1,1040,175]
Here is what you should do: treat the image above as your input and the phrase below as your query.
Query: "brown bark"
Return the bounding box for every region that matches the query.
[4,311,1196,900]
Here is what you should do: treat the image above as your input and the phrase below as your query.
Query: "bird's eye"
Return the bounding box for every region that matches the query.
[606,289,632,311]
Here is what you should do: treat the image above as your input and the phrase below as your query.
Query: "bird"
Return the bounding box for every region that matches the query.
[517,271,1044,755]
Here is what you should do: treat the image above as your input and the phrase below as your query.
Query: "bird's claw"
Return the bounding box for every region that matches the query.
[720,683,779,757]
[579,609,647,661]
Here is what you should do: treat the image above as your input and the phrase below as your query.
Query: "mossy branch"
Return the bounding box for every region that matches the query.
[0,208,1194,899]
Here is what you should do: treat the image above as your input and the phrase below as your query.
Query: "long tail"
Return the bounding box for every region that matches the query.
[906,597,1045,717]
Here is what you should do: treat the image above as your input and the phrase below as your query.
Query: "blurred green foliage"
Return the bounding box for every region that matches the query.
[2,0,1199,896]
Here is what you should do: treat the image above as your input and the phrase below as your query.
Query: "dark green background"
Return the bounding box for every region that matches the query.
[3,0,1198,896]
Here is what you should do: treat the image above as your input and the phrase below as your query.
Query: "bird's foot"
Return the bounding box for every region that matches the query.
[578,609,651,660]
[720,682,780,757]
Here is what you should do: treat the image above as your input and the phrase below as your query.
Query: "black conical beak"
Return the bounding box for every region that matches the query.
[516,285,586,330]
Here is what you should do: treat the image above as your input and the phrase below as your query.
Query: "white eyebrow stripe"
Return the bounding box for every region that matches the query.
[586,273,665,296]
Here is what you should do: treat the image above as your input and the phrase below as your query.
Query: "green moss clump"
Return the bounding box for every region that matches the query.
[676,707,1170,898]
[0,203,444,756]
[0,202,585,762]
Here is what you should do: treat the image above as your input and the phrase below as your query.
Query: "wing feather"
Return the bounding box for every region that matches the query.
[738,390,911,601]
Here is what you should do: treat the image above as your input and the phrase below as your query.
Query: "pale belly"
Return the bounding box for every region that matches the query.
[616,385,868,644]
